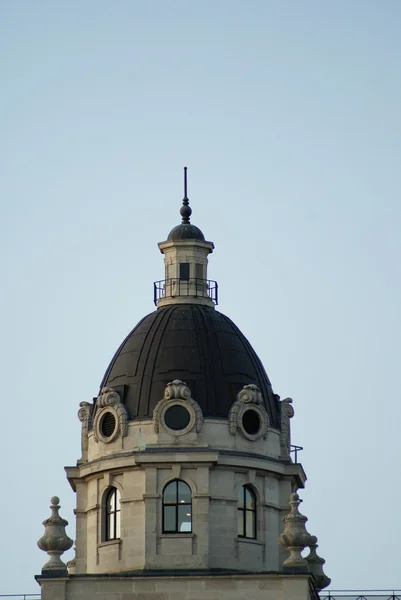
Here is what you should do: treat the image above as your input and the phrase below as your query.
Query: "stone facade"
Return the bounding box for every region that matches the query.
[36,192,329,599]
[66,382,305,575]
[37,382,320,599]
[38,572,317,600]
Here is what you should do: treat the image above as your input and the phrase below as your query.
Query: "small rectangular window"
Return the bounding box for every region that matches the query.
[179,263,190,281]
[195,263,203,280]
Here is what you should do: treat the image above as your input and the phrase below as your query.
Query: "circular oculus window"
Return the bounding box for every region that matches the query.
[242,408,261,435]
[164,404,191,431]
[100,411,117,438]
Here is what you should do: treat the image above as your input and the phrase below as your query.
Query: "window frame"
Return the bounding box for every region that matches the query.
[237,485,257,539]
[179,263,190,281]
[162,479,192,534]
[104,487,121,541]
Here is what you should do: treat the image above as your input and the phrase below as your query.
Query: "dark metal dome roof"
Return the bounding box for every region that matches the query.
[167,223,205,241]
[99,304,280,427]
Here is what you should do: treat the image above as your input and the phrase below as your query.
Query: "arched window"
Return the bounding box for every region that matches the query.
[237,485,256,539]
[162,479,192,533]
[105,487,121,541]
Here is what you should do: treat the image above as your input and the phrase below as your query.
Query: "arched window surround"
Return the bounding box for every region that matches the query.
[103,487,121,541]
[237,484,257,540]
[162,479,192,534]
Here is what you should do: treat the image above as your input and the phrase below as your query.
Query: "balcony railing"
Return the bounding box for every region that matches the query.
[290,444,303,463]
[153,278,218,306]
[321,592,401,599]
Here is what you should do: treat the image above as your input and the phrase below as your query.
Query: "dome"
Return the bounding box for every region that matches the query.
[167,223,205,241]
[99,304,280,427]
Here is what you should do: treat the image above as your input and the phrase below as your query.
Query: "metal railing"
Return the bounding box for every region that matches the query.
[3,590,399,599]
[290,444,303,463]
[153,278,218,306]
[321,592,401,599]
[0,596,40,599]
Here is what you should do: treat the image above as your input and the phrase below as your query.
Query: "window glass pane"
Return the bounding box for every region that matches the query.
[177,481,191,504]
[164,505,176,532]
[163,481,177,504]
[115,488,121,508]
[115,509,121,539]
[245,488,255,509]
[237,487,244,508]
[164,405,191,431]
[180,263,190,281]
[246,510,256,539]
[178,504,192,532]
[108,514,115,540]
[237,509,244,536]
[107,490,115,512]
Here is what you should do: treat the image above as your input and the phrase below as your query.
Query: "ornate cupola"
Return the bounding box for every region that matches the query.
[154,167,217,308]
[36,170,330,600]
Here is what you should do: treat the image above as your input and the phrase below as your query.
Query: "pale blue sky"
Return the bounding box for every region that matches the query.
[1,0,401,593]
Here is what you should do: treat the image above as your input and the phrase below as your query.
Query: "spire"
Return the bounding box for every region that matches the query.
[180,166,192,224]
[155,168,216,308]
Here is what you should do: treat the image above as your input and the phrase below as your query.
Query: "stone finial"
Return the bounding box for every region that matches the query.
[280,398,294,459]
[278,492,314,568]
[306,535,331,591]
[37,497,73,574]
[66,547,76,575]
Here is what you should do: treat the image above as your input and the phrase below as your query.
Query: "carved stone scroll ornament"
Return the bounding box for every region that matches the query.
[93,387,128,443]
[228,384,269,439]
[153,379,203,434]
[164,379,192,401]
[77,401,93,463]
[280,397,294,459]
[237,384,263,405]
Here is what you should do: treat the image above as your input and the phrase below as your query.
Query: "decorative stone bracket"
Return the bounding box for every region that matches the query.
[93,387,128,443]
[153,379,203,435]
[77,402,93,463]
[279,397,294,459]
[228,384,269,441]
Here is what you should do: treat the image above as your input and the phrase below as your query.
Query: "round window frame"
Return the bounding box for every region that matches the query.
[238,405,268,441]
[160,400,196,436]
[96,407,120,443]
